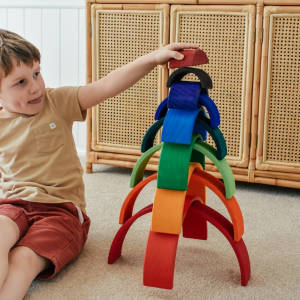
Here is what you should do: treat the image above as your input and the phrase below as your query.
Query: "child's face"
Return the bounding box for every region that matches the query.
[0,60,45,117]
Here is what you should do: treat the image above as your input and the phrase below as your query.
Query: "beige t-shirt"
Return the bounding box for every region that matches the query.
[0,86,87,213]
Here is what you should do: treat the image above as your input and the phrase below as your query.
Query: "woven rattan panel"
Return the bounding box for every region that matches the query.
[174,13,247,159]
[264,15,300,164]
[96,11,161,148]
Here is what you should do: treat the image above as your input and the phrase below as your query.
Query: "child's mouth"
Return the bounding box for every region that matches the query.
[28,95,42,104]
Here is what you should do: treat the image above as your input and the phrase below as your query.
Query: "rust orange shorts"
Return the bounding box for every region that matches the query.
[0,198,90,280]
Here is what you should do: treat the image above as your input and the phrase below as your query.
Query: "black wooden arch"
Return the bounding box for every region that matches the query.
[167,67,213,89]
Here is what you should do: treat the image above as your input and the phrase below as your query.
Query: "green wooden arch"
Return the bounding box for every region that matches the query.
[157,134,203,191]
[131,139,235,199]
[130,143,163,188]
[194,141,235,199]
[131,135,205,189]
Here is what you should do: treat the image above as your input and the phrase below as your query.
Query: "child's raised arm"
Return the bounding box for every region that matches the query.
[77,43,199,110]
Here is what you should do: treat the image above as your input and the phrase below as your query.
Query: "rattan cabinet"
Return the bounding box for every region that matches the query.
[85,0,300,189]
[254,5,300,188]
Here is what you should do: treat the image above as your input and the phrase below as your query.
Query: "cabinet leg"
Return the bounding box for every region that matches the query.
[86,162,92,173]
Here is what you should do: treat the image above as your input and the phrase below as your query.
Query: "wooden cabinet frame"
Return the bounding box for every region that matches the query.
[86,0,300,188]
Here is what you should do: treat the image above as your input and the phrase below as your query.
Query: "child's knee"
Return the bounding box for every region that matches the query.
[8,246,47,275]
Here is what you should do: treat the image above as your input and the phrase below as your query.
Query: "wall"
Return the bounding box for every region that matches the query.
[0,0,87,156]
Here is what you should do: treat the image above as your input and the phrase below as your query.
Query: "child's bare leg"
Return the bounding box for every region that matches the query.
[0,246,52,300]
[0,216,19,289]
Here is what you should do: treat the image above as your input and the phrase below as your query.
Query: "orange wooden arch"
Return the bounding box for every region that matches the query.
[119,168,244,242]
[151,163,203,235]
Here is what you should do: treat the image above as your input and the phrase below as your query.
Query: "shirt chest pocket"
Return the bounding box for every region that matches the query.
[33,121,64,153]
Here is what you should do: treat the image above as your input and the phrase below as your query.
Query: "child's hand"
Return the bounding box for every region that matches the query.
[152,43,199,66]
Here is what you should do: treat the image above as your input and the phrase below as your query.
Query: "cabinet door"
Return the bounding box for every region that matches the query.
[256,6,300,173]
[170,5,256,168]
[91,4,169,153]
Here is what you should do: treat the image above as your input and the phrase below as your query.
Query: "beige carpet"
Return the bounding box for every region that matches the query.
[25,158,300,300]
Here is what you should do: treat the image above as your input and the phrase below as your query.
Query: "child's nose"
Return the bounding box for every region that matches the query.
[29,80,40,94]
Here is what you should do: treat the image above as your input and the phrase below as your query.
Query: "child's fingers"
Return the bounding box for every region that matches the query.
[170,50,184,60]
[166,42,199,50]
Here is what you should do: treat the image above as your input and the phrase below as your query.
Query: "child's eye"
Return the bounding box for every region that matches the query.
[16,79,24,85]
[15,72,39,86]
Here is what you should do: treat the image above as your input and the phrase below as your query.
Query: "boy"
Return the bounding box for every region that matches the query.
[0,29,198,299]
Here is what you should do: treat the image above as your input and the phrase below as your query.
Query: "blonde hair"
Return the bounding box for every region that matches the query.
[0,29,40,81]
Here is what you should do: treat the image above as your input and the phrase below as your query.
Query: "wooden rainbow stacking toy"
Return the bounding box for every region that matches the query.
[108,49,251,289]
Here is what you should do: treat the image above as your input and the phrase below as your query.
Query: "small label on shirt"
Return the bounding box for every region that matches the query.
[76,205,84,224]
[49,123,56,129]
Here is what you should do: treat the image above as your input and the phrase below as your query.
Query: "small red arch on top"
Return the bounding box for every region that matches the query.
[169,49,209,68]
